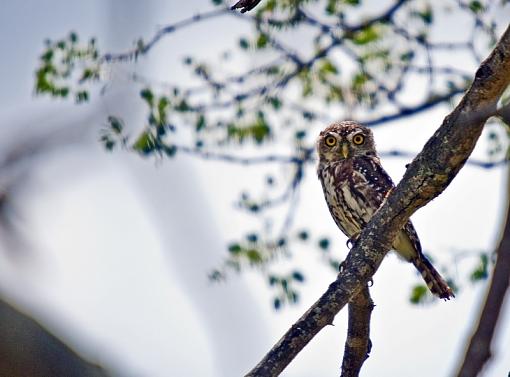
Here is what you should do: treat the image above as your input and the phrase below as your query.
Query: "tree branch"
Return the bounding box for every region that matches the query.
[342,0,409,33]
[245,24,510,377]
[102,8,230,62]
[361,88,466,127]
[455,166,510,377]
[340,285,373,377]
[299,0,408,33]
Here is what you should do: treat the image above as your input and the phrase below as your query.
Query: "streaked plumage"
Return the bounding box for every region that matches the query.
[316,121,454,300]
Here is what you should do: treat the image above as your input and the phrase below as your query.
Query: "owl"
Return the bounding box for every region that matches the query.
[316,121,454,300]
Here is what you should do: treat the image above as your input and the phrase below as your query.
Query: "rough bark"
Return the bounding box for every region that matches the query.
[245,24,510,377]
[340,286,373,377]
[455,167,510,377]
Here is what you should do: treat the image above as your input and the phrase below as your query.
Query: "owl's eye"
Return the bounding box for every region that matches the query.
[352,134,365,145]
[325,135,337,147]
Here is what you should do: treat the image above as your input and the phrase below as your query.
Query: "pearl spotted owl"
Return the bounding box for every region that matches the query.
[316,121,454,300]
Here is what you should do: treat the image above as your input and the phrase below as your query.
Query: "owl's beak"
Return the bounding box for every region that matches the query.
[341,143,349,159]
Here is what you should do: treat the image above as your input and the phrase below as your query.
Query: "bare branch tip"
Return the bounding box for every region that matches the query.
[230,0,262,13]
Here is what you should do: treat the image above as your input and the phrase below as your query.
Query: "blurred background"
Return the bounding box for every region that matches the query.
[0,0,509,376]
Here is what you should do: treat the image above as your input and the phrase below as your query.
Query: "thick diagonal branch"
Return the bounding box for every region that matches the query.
[245,24,510,377]
[341,286,373,377]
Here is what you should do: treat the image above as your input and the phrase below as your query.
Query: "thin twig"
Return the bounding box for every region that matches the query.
[102,8,230,62]
[362,88,466,127]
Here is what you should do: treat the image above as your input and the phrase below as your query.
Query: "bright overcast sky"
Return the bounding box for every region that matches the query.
[0,1,509,376]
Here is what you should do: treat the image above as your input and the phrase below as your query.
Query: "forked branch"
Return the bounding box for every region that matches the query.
[245,24,510,377]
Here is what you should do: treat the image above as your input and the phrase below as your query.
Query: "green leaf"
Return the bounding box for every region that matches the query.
[41,49,54,63]
[417,7,433,25]
[208,269,224,281]
[302,111,315,121]
[158,96,170,112]
[470,253,489,282]
[269,275,279,286]
[140,88,154,107]
[297,230,309,241]
[100,135,115,151]
[239,37,249,49]
[266,66,280,75]
[227,114,271,144]
[319,59,338,75]
[246,249,263,263]
[352,72,369,89]
[80,67,99,82]
[196,114,206,132]
[318,237,330,250]
[268,96,282,110]
[175,99,190,112]
[248,203,260,213]
[163,144,177,157]
[228,243,242,254]
[273,297,282,310]
[352,25,380,45]
[410,284,428,304]
[292,271,305,282]
[69,31,78,43]
[107,116,124,134]
[148,113,158,126]
[329,259,341,271]
[75,90,89,103]
[295,130,306,140]
[469,0,484,13]
[325,0,337,14]
[288,290,299,303]
[400,51,415,62]
[132,131,156,155]
[57,87,70,98]
[256,33,269,49]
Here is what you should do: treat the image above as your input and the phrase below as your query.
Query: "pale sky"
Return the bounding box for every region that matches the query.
[0,1,509,376]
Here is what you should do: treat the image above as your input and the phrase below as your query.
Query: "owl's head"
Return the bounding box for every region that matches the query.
[316,121,377,162]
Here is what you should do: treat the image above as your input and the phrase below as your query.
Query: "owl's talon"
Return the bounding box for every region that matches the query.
[346,234,359,249]
[367,339,372,356]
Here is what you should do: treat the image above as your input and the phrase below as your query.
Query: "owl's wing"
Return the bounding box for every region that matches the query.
[351,156,395,210]
[353,157,423,253]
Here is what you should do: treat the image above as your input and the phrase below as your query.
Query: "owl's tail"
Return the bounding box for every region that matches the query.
[412,257,455,300]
